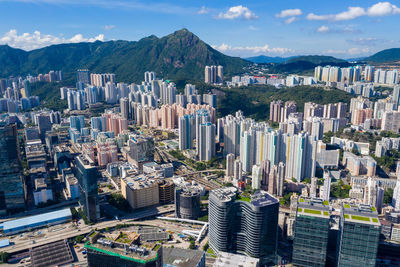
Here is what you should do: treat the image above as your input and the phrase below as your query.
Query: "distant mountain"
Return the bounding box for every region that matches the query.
[245,55,293,64]
[0,29,249,82]
[286,55,346,65]
[364,48,400,63]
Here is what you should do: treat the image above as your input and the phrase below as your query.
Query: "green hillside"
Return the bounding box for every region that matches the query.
[364,48,400,63]
[218,85,353,121]
[0,29,248,82]
[286,55,346,64]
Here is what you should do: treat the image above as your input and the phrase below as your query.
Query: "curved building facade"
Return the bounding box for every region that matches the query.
[209,187,279,263]
[175,187,201,220]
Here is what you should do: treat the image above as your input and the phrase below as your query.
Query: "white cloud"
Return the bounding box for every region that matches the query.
[285,17,297,24]
[367,2,400,16]
[307,2,400,21]
[0,29,105,50]
[103,25,115,30]
[248,25,257,31]
[217,5,258,20]
[276,9,302,18]
[325,47,370,55]
[347,37,380,46]
[212,43,294,56]
[197,6,209,14]
[317,25,330,33]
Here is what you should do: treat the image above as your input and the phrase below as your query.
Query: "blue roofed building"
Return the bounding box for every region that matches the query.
[0,208,72,235]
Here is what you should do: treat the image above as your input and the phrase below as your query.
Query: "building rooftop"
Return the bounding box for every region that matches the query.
[297,197,330,219]
[85,235,160,264]
[213,252,259,267]
[342,202,380,226]
[122,174,160,190]
[211,187,238,203]
[0,208,72,232]
[30,239,74,267]
[249,190,279,207]
[163,247,204,267]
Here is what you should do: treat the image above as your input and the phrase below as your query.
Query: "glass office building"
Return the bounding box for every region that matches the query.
[292,197,330,267]
[209,187,279,264]
[0,123,25,214]
[74,155,99,222]
[337,203,380,267]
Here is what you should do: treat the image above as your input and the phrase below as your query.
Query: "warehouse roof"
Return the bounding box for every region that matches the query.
[0,208,72,232]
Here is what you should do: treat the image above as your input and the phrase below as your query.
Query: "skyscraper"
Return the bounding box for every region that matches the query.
[144,71,156,83]
[269,100,283,122]
[74,155,99,222]
[198,122,216,161]
[225,153,235,180]
[204,65,223,84]
[392,175,400,211]
[0,123,25,215]
[120,97,129,120]
[337,203,380,267]
[292,197,330,267]
[209,188,279,263]
[178,114,196,150]
[76,69,90,84]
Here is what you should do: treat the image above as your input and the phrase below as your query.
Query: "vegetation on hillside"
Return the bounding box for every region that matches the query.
[217,85,353,121]
[0,29,248,82]
[30,80,71,111]
[365,48,400,63]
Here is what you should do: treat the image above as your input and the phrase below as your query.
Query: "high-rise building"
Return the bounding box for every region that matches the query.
[319,171,331,201]
[209,188,279,263]
[120,97,129,120]
[382,111,400,133]
[225,153,235,180]
[217,65,224,83]
[0,123,25,215]
[269,100,283,122]
[144,71,156,83]
[178,114,196,150]
[74,155,99,222]
[337,203,380,267]
[175,185,201,220]
[233,159,242,183]
[365,65,375,82]
[198,122,215,161]
[204,65,223,84]
[392,176,400,211]
[76,69,90,84]
[37,113,52,139]
[292,197,330,267]
[252,164,262,190]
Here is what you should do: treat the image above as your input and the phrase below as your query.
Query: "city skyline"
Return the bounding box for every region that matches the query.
[0,0,399,58]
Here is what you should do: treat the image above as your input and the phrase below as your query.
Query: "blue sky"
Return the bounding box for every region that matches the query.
[0,0,399,58]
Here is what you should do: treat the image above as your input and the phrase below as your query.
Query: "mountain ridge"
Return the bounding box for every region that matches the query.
[0,29,249,82]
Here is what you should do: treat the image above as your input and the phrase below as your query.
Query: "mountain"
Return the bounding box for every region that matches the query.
[0,29,249,82]
[245,55,292,64]
[286,55,346,64]
[364,48,400,63]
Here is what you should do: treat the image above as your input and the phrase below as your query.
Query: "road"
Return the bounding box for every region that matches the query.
[3,205,175,254]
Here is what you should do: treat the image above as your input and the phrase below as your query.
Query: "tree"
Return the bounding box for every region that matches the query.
[384,188,394,204]
[75,235,84,243]
[189,240,196,250]
[0,252,9,263]
[280,192,293,206]
[203,242,209,251]
[107,193,131,212]
[323,131,334,144]
[302,178,311,184]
